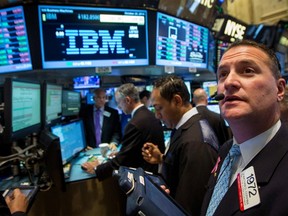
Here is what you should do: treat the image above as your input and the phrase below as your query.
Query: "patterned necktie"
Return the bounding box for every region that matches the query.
[206,144,241,216]
[94,109,101,147]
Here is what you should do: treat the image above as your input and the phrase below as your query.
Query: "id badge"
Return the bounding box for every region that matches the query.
[237,166,261,211]
[103,111,111,117]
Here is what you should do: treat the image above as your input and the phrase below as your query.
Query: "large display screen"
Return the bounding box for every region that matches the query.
[156,12,209,68]
[38,5,149,69]
[0,6,33,74]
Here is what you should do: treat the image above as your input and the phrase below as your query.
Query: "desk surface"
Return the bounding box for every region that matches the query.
[65,148,106,183]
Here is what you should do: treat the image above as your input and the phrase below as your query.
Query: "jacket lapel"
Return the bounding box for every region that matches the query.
[214,124,288,215]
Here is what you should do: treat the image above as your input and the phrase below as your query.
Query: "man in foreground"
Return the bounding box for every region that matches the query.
[201,40,288,215]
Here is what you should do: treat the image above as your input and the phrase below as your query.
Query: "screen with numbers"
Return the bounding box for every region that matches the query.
[156,12,209,69]
[38,5,149,69]
[4,78,41,142]
[0,6,32,74]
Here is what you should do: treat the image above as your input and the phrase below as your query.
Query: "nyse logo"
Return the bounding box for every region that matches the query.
[224,20,246,40]
[64,29,125,55]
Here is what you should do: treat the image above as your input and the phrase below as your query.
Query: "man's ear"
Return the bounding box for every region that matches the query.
[125,96,131,104]
[277,78,286,102]
[173,94,183,106]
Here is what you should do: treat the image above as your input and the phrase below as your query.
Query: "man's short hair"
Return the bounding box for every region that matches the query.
[153,75,190,104]
[139,90,151,100]
[223,40,281,79]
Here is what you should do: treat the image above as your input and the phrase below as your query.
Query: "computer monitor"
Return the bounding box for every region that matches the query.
[207,104,220,115]
[202,81,218,104]
[42,83,62,127]
[50,120,86,165]
[86,92,94,105]
[156,12,209,69]
[4,78,41,142]
[38,5,149,69]
[62,90,81,117]
[0,6,33,74]
[73,76,100,89]
[216,40,230,65]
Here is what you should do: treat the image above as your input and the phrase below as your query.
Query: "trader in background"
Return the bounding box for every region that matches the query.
[193,88,231,145]
[142,75,218,215]
[139,89,151,108]
[81,83,165,180]
[201,40,288,215]
[79,88,122,148]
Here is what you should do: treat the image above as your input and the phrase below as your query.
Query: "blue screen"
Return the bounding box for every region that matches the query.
[51,120,86,164]
[38,5,149,69]
[73,76,100,89]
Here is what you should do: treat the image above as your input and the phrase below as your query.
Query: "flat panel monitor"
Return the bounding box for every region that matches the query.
[158,0,224,29]
[202,81,218,104]
[156,12,209,68]
[50,120,86,165]
[216,40,230,64]
[73,75,100,89]
[42,83,62,126]
[4,78,41,141]
[86,92,94,105]
[62,90,81,117]
[38,5,149,69]
[207,104,220,115]
[0,6,33,74]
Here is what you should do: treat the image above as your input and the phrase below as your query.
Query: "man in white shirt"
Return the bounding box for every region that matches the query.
[142,75,218,215]
[201,40,288,216]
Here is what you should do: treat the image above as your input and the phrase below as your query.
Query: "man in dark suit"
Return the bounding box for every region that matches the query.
[79,88,122,148]
[81,83,165,180]
[142,76,218,215]
[193,88,231,146]
[201,40,288,216]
